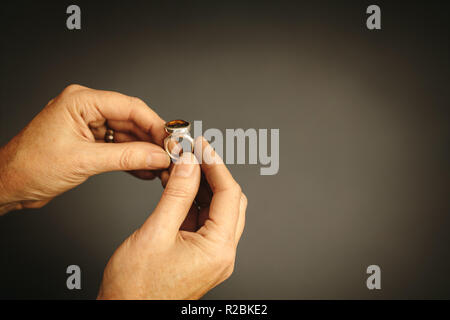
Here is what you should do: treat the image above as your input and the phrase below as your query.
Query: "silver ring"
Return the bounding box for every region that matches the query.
[164,120,194,160]
[104,128,114,143]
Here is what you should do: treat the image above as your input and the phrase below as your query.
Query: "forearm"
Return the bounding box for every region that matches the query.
[0,144,21,215]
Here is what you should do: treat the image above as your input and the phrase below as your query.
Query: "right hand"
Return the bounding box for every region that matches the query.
[97,138,247,299]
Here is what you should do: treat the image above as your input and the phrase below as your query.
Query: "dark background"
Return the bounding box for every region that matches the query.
[0,0,449,299]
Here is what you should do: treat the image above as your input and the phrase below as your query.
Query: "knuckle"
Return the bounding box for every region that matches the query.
[63,84,85,94]
[58,84,90,107]
[232,182,242,194]
[240,192,248,206]
[119,147,136,169]
[129,96,146,107]
[45,97,56,106]
[131,96,143,104]
[126,96,147,120]
[226,182,242,201]
[76,151,94,174]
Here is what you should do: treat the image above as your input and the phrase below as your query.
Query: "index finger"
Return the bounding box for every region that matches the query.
[196,137,242,241]
[77,86,167,146]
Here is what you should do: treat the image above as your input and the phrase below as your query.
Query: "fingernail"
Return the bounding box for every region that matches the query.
[174,153,196,177]
[147,152,170,168]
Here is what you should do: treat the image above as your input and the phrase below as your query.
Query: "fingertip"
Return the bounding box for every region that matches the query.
[194,136,224,166]
[147,150,171,169]
[172,152,199,177]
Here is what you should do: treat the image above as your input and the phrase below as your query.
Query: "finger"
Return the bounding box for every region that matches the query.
[160,163,213,230]
[141,153,200,238]
[160,167,210,230]
[196,137,241,241]
[88,119,107,139]
[161,141,217,229]
[94,132,136,143]
[127,170,157,180]
[234,193,247,246]
[86,141,170,174]
[89,122,160,180]
[90,123,137,142]
[113,132,137,143]
[20,199,53,209]
[106,120,152,142]
[82,88,167,146]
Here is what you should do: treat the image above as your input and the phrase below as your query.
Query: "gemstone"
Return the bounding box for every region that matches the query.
[165,119,189,129]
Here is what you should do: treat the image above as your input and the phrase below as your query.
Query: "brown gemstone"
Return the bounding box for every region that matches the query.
[165,119,189,128]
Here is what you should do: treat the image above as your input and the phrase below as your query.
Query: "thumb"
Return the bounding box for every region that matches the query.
[87,141,170,174]
[141,152,200,238]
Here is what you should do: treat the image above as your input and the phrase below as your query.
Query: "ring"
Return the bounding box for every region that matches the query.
[104,128,115,143]
[164,120,194,160]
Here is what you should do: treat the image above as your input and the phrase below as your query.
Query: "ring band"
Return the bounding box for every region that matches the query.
[164,120,194,160]
[105,128,115,143]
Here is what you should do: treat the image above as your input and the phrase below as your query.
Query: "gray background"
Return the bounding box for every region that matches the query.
[0,0,449,299]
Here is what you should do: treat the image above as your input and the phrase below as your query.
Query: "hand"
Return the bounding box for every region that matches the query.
[0,84,170,215]
[97,139,247,299]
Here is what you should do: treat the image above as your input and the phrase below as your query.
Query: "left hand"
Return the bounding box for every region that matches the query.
[0,84,170,214]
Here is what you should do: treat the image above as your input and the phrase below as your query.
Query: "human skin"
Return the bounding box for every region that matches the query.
[98,140,247,299]
[0,85,247,299]
[0,84,170,215]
